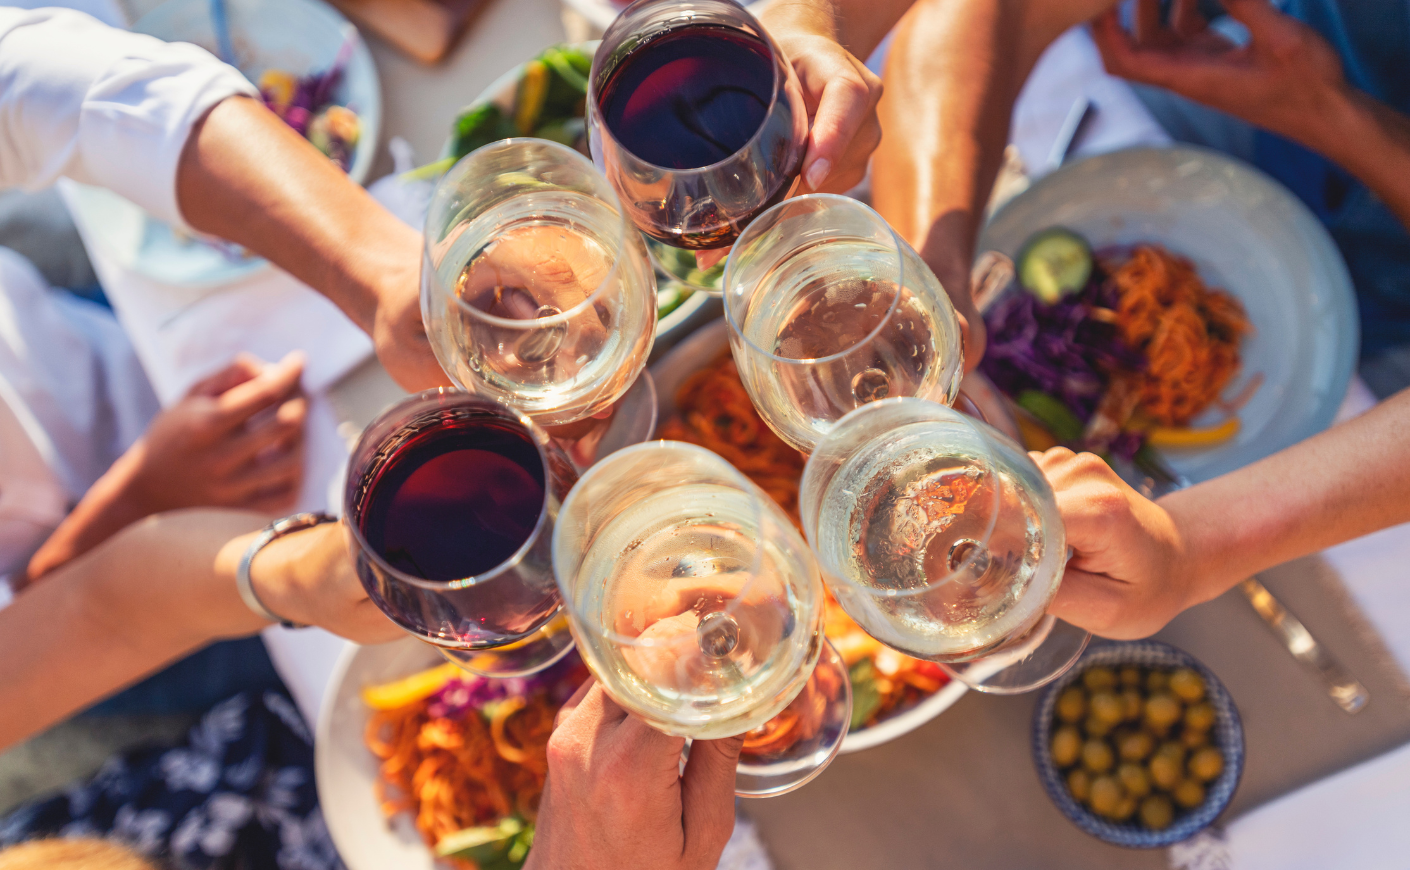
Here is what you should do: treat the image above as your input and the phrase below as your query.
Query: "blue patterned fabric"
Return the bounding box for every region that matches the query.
[0,691,343,870]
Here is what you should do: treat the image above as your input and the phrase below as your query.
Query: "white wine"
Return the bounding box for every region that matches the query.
[815,421,1065,661]
[572,484,820,738]
[429,190,654,422]
[733,238,961,451]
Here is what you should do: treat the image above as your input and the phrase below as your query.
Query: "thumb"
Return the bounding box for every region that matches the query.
[680,735,743,859]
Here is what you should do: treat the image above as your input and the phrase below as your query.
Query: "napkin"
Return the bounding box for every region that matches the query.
[1169,740,1410,870]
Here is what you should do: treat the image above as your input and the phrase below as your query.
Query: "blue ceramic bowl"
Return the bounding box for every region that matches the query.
[1032,640,1245,848]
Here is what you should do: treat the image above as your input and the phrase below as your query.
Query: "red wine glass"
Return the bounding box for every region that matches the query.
[344,389,578,677]
[587,0,808,251]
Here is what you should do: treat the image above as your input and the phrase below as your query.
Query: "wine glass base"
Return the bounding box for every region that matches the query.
[547,370,658,471]
[732,638,852,798]
[433,611,577,678]
[940,615,1091,695]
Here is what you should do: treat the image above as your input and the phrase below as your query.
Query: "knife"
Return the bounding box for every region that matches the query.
[1240,576,1369,714]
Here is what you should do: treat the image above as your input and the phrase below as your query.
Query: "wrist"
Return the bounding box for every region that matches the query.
[1156,488,1241,610]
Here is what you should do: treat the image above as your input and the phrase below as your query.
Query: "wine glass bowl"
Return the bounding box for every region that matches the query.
[587,0,807,250]
[724,194,965,453]
[801,398,1088,693]
[344,389,578,677]
[420,138,657,427]
[552,440,851,794]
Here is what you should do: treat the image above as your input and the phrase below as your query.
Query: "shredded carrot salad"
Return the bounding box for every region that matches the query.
[1106,245,1250,427]
[364,692,558,866]
[659,353,950,728]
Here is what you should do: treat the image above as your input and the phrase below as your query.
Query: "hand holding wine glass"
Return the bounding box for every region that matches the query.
[1034,447,1196,640]
[801,398,1090,694]
[526,681,742,870]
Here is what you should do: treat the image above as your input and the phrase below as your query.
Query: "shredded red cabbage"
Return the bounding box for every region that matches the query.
[427,651,588,721]
[980,278,1146,458]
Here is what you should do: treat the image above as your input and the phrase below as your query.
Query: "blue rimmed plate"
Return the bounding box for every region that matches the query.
[1032,640,1245,848]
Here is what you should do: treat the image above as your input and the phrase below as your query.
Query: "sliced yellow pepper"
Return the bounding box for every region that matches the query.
[360,661,462,710]
[1145,416,1240,448]
[514,60,549,135]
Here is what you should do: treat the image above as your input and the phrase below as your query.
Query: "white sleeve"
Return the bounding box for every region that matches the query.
[0,7,258,228]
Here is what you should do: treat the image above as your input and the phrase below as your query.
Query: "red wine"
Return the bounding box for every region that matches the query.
[598,24,776,171]
[358,418,545,582]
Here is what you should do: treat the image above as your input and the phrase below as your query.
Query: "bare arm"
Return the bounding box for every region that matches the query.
[871,0,1117,370]
[176,97,444,391]
[1039,390,1410,639]
[0,510,399,751]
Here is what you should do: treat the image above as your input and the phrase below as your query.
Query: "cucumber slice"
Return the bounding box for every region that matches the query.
[1016,226,1092,303]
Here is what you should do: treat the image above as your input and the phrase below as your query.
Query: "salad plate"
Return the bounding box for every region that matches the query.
[978,146,1358,483]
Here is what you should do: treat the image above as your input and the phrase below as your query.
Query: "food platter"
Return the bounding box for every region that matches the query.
[979,146,1359,483]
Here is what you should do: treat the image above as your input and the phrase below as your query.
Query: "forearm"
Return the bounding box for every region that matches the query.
[872,0,1114,306]
[1312,92,1410,232]
[175,96,422,335]
[0,510,267,751]
[1162,389,1410,607]
[23,448,154,583]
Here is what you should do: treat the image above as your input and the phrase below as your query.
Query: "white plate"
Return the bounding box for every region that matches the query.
[648,318,969,753]
[317,638,444,870]
[979,146,1359,483]
[66,0,381,288]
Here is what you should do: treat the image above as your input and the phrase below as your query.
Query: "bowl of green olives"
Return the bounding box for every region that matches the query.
[1032,641,1245,848]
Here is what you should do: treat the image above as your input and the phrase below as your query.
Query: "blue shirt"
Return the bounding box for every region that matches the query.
[1254,0,1410,355]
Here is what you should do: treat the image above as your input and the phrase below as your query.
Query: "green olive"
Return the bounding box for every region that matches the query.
[1146,670,1169,693]
[1090,691,1126,725]
[1185,702,1217,732]
[1140,794,1175,830]
[1068,768,1092,802]
[1082,738,1115,773]
[1189,746,1225,782]
[1084,715,1114,738]
[1051,726,1083,767]
[1182,727,1210,749]
[1170,668,1206,703]
[1122,689,1144,721]
[1145,693,1183,730]
[1173,779,1206,809]
[1120,666,1143,689]
[1113,794,1138,821]
[1083,667,1119,693]
[1149,743,1185,790]
[1089,775,1123,817]
[1056,687,1087,723]
[1117,762,1152,798]
[1118,730,1155,762]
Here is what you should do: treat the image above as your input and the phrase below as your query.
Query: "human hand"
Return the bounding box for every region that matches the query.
[694,8,883,271]
[370,251,453,393]
[244,520,402,644]
[128,353,308,515]
[1035,448,1195,640]
[1091,0,1351,154]
[526,682,741,870]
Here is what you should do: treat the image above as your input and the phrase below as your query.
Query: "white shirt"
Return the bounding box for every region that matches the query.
[0,7,255,578]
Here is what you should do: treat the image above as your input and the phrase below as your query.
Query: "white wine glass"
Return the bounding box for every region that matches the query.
[552,440,851,796]
[723,194,964,453]
[800,398,1090,693]
[420,138,658,465]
